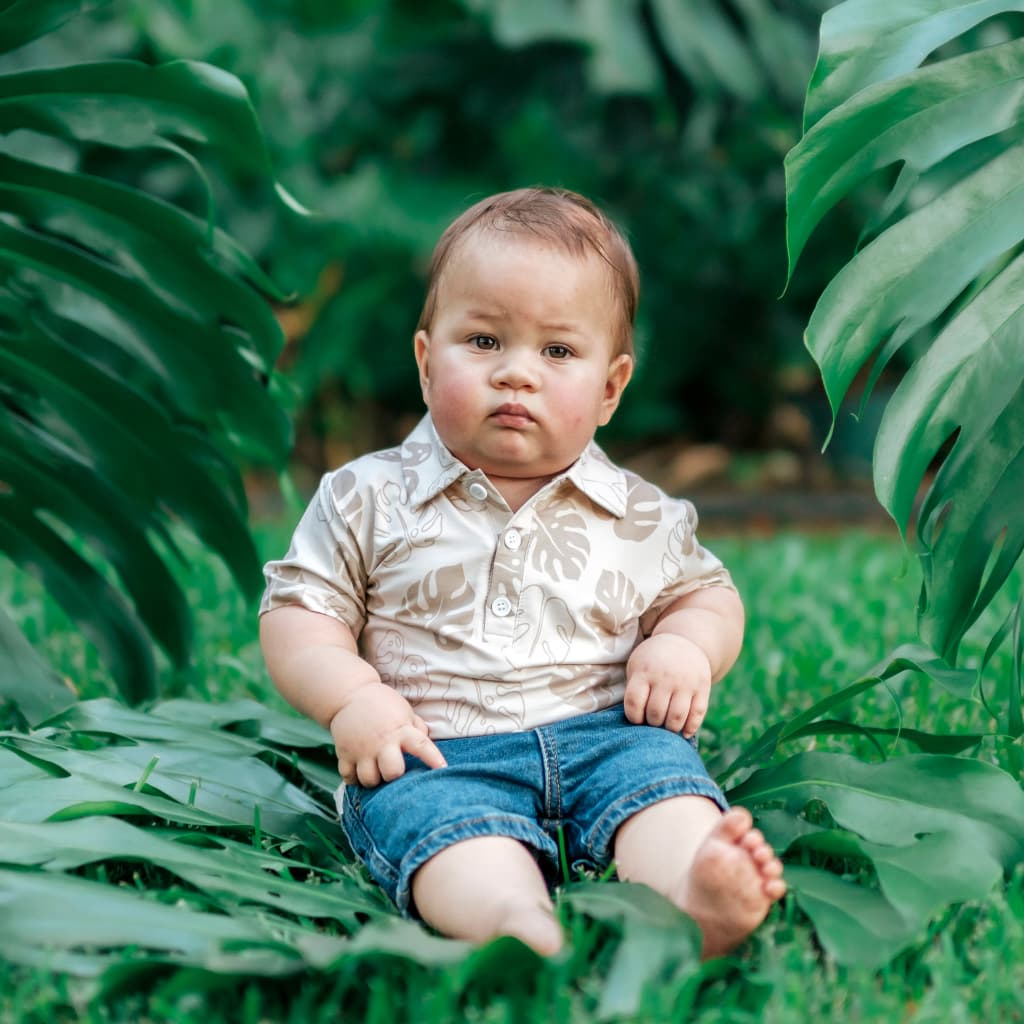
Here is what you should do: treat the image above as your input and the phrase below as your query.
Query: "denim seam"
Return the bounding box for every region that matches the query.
[585,776,728,863]
[549,729,562,822]
[536,728,558,823]
[339,791,400,891]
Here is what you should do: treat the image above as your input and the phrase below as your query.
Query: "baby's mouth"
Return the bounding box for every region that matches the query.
[490,404,535,426]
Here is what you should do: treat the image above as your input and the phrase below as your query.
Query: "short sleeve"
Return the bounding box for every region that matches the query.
[259,469,370,635]
[638,498,735,635]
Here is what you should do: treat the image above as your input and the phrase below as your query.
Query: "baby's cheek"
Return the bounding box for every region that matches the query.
[429,379,477,427]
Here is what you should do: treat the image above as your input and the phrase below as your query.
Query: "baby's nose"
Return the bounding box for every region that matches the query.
[492,352,539,389]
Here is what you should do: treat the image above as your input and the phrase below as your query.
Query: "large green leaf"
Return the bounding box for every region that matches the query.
[778,865,937,967]
[787,0,1024,658]
[0,606,76,725]
[0,59,307,213]
[0,420,193,672]
[0,706,473,991]
[561,881,700,1019]
[720,642,979,781]
[0,152,287,361]
[800,144,1024,418]
[650,0,767,101]
[804,0,1024,129]
[0,0,112,57]
[471,0,808,102]
[0,867,350,976]
[53,696,331,750]
[1,308,266,589]
[0,499,158,703]
[874,250,1024,655]
[1,732,332,838]
[729,750,1024,966]
[0,220,289,462]
[0,864,469,987]
[0,818,381,925]
[0,10,301,704]
[787,38,1024,275]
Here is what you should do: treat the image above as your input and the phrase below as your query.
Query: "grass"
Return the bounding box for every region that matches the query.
[1,523,1022,1023]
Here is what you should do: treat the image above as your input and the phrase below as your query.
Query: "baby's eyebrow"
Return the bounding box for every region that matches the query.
[539,320,582,335]
[461,309,583,335]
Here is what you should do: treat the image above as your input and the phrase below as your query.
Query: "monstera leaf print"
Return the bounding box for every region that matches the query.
[530,498,590,581]
[614,477,664,541]
[326,470,364,532]
[400,564,475,650]
[441,674,527,735]
[374,482,443,566]
[506,586,576,670]
[372,629,429,700]
[660,505,700,582]
[586,570,645,650]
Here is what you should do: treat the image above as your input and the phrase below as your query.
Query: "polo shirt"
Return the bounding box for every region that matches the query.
[260,415,733,740]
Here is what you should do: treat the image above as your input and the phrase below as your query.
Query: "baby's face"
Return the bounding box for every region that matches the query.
[414,231,633,484]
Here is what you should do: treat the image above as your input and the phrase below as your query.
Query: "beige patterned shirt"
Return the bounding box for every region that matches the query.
[260,416,734,740]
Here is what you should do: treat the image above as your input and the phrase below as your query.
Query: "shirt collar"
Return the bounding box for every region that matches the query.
[402,414,628,518]
[564,441,628,518]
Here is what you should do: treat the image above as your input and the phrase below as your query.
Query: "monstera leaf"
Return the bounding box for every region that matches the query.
[785,0,1024,661]
[0,7,301,706]
[730,749,1024,967]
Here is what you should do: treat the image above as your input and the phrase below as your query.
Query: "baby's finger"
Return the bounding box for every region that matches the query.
[664,692,693,734]
[682,696,708,738]
[338,757,357,786]
[401,726,447,770]
[413,714,432,736]
[377,743,408,783]
[644,686,671,727]
[623,680,650,724]
[356,757,382,788]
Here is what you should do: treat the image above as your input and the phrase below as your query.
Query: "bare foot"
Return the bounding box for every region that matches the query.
[678,807,786,959]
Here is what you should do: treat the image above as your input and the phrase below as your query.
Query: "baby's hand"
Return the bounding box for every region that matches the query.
[624,633,712,737]
[329,683,447,788]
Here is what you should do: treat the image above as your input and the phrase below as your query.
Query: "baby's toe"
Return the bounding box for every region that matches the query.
[739,828,766,853]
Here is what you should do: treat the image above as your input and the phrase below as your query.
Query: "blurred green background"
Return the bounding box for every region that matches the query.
[11,0,885,488]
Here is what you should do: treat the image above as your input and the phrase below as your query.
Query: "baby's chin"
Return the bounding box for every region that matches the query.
[447,443,576,480]
[472,454,580,483]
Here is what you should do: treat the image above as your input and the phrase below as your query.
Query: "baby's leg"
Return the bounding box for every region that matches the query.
[412,835,563,955]
[614,797,785,959]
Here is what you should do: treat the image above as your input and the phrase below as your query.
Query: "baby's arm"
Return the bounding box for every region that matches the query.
[260,605,446,787]
[624,585,744,737]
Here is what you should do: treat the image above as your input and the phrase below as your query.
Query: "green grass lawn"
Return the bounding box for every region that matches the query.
[1,524,1022,1023]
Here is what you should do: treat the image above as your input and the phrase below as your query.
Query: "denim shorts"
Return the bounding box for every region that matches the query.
[337,703,728,915]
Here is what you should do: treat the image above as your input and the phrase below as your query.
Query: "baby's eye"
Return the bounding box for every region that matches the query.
[470,335,498,350]
[544,344,573,360]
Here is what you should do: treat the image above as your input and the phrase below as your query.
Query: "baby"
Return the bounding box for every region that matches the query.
[259,187,784,958]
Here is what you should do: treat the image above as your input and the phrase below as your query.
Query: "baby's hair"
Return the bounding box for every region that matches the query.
[417,187,639,356]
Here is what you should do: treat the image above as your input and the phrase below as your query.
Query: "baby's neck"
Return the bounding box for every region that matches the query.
[489,473,559,512]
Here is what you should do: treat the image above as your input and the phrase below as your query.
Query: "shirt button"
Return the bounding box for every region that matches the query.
[503,529,522,550]
[491,596,513,617]
[468,482,488,501]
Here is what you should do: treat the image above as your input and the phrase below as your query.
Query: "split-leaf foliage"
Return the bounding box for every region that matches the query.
[785,0,1024,662]
[1,0,1024,1008]
[0,0,297,705]
[767,0,1024,962]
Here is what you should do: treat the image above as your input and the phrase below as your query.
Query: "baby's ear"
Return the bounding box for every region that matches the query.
[600,353,633,423]
[414,330,431,389]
